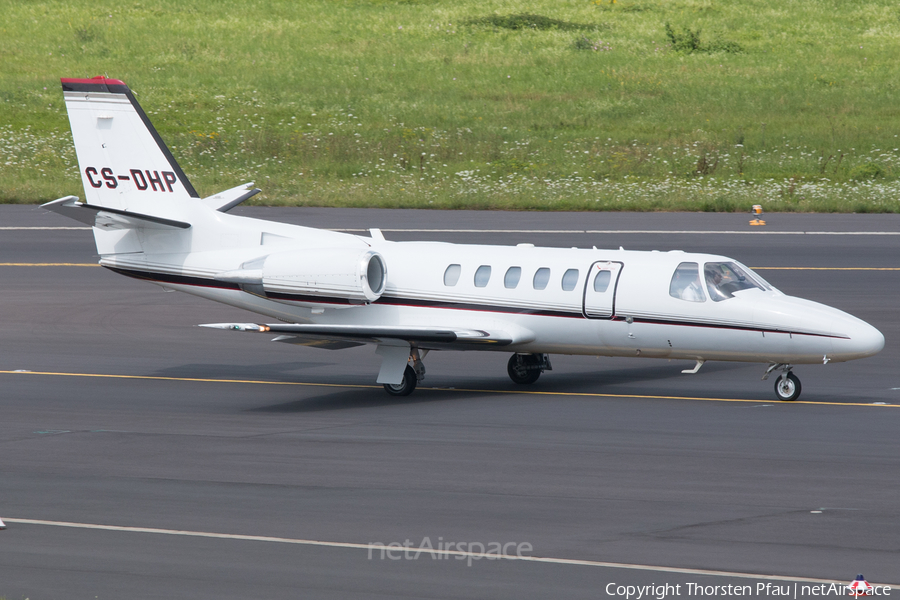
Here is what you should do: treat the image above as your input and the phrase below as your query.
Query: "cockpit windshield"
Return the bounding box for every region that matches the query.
[704,261,771,302]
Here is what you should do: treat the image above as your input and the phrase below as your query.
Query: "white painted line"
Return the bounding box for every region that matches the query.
[6,226,900,236]
[332,228,900,236]
[0,226,91,230]
[4,518,897,586]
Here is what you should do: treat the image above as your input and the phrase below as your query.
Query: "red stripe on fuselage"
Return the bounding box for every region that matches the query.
[103,266,840,338]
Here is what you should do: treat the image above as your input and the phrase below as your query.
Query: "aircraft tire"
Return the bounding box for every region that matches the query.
[774,372,801,401]
[383,365,417,396]
[507,354,542,385]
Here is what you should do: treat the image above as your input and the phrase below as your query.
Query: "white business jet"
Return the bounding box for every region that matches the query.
[44,76,884,401]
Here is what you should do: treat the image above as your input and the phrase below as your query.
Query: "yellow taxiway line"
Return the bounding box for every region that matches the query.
[2,370,895,408]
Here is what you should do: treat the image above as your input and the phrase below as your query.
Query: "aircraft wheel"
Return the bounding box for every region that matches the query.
[383,365,417,396]
[508,354,541,385]
[774,372,801,401]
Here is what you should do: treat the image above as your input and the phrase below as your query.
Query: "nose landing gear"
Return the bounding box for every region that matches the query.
[763,363,802,401]
[508,353,552,385]
[774,372,802,402]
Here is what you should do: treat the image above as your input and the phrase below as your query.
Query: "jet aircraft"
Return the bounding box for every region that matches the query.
[44,76,885,400]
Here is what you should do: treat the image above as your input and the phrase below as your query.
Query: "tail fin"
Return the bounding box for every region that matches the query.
[61,76,199,211]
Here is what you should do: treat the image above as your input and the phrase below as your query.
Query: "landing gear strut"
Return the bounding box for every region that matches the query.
[507,353,551,385]
[763,363,802,401]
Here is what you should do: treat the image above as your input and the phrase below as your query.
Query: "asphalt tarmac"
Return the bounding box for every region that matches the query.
[2,206,899,599]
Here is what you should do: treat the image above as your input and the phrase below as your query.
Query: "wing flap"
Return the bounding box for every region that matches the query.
[271,335,365,350]
[200,322,527,348]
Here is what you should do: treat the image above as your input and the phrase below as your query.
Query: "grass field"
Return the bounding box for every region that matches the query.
[3,0,900,211]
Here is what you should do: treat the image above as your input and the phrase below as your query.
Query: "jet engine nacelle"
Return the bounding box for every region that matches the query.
[218,247,387,304]
[261,247,387,304]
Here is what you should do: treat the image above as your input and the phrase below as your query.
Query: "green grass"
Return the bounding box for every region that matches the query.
[3,0,900,211]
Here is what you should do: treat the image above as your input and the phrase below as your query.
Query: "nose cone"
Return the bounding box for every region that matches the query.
[754,294,883,364]
[832,314,885,361]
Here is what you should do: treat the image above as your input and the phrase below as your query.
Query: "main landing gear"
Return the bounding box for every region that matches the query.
[383,349,426,397]
[763,363,802,401]
[383,351,552,396]
[507,353,552,385]
[383,365,418,396]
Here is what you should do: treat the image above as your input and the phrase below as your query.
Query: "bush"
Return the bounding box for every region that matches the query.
[665,22,742,54]
[573,36,611,51]
[465,14,599,31]
[849,162,885,181]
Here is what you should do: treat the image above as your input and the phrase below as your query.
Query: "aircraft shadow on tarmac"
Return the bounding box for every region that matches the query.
[242,362,747,413]
[153,361,337,380]
[547,360,743,390]
[247,388,453,413]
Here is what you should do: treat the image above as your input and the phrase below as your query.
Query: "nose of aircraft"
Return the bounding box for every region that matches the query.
[832,314,885,361]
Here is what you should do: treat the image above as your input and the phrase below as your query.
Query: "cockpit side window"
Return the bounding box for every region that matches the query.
[669,262,705,302]
[704,261,768,302]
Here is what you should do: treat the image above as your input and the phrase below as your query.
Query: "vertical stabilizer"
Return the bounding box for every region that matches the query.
[61,76,199,211]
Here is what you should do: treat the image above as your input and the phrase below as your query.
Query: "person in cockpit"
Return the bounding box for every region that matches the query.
[669,263,705,302]
[704,265,728,301]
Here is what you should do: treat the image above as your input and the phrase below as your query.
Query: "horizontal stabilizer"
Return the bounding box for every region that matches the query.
[41,196,94,226]
[201,182,260,213]
[41,196,191,230]
[200,322,520,347]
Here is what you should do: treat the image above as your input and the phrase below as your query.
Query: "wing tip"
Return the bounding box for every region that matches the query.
[199,323,269,332]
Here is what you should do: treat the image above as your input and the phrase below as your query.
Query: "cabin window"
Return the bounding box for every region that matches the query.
[504,267,522,289]
[669,262,705,302]
[474,265,492,287]
[443,264,461,286]
[704,261,768,302]
[593,270,611,293]
[533,268,551,290]
[561,269,579,291]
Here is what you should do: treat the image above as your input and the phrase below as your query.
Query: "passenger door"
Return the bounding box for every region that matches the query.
[582,261,623,318]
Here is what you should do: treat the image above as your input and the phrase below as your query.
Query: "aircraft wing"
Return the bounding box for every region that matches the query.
[199,322,527,350]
